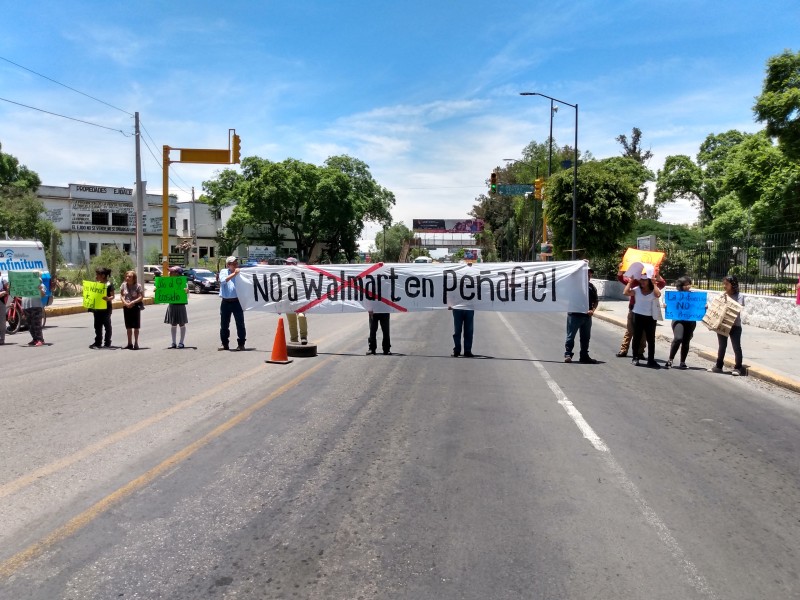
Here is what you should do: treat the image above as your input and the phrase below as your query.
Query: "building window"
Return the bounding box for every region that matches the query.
[112,213,128,227]
[182,219,189,232]
[199,246,208,259]
[210,247,215,258]
[89,243,98,256]
[123,243,131,253]
[92,212,109,225]
[169,217,176,229]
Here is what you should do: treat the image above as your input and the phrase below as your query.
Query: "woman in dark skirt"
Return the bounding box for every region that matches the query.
[120,270,144,349]
[164,266,189,348]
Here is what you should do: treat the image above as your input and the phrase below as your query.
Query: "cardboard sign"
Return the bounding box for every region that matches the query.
[664,290,707,321]
[702,294,742,337]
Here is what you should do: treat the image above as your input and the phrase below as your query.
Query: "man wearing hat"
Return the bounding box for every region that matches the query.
[564,265,599,364]
[218,256,246,351]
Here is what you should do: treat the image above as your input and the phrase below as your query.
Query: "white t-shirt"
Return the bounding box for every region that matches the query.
[632,286,658,317]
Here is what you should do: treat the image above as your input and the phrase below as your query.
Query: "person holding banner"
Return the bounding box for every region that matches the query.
[120,270,144,350]
[284,258,309,345]
[164,266,189,349]
[564,267,599,364]
[709,275,745,376]
[0,271,8,345]
[367,311,391,355]
[89,267,115,349]
[624,273,662,368]
[22,270,47,347]
[451,307,475,358]
[666,276,696,369]
[218,256,246,351]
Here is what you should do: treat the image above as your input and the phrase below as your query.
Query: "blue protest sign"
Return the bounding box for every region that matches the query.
[664,290,707,321]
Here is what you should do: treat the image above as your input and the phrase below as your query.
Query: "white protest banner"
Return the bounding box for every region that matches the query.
[234,261,589,314]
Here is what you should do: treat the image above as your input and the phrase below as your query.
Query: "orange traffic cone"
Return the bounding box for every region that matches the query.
[265,316,293,364]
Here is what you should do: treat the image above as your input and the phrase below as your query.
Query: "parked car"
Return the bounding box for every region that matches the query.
[142,265,162,283]
[184,268,219,293]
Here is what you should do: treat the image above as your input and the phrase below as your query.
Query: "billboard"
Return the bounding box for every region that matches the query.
[412,219,484,233]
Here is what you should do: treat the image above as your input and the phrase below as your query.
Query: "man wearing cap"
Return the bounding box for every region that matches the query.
[218,256,246,351]
[564,266,599,364]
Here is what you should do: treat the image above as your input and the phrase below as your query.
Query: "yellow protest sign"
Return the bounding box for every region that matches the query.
[620,248,665,272]
[83,280,108,310]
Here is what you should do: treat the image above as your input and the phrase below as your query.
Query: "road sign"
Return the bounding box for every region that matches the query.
[496,184,534,196]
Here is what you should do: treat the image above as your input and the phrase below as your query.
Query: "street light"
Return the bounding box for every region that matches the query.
[520,92,579,260]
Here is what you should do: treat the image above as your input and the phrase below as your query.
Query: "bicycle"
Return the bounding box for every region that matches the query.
[52,276,79,297]
[4,296,47,334]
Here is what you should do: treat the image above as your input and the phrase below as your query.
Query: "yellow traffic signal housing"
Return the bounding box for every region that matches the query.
[232,133,241,164]
[534,177,544,199]
[490,172,498,192]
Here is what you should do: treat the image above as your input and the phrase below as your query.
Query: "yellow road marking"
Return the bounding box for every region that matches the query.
[0,357,330,579]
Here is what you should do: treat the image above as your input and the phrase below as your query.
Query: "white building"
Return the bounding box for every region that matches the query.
[38,183,221,266]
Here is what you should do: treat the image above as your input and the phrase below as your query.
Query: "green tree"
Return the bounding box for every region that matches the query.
[0,143,59,252]
[545,157,639,258]
[655,130,747,225]
[372,223,412,262]
[753,49,800,161]
[616,127,656,219]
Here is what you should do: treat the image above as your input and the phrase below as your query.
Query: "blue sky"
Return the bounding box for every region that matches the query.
[1,1,798,249]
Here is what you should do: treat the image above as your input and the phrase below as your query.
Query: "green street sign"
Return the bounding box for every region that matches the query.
[496,184,534,196]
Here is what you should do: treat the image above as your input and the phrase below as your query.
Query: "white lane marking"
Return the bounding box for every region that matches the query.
[498,313,718,599]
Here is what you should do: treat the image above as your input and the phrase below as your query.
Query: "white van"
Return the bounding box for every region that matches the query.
[0,239,52,301]
[413,256,433,264]
[142,265,163,282]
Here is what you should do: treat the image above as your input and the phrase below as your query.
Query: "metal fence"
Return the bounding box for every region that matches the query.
[659,232,800,295]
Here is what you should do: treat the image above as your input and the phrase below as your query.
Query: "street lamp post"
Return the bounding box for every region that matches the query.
[520,92,579,260]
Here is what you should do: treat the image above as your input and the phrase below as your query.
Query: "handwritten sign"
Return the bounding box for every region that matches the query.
[82,280,108,310]
[620,248,665,273]
[9,271,42,298]
[154,276,188,304]
[664,290,707,321]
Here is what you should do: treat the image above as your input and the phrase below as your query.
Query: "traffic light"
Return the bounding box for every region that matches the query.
[490,172,497,192]
[534,177,544,200]
[232,133,241,164]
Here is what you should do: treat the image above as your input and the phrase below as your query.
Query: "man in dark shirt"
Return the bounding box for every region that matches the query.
[564,267,599,364]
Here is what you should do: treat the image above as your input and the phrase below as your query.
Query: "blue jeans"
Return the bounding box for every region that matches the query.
[565,313,592,359]
[220,299,246,348]
[452,309,474,354]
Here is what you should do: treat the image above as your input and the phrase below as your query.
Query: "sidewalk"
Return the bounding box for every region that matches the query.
[594,300,800,394]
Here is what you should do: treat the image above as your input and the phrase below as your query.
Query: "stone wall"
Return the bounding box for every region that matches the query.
[593,280,800,335]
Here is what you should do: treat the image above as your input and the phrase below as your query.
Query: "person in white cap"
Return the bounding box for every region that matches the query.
[218,256,246,351]
[284,257,308,344]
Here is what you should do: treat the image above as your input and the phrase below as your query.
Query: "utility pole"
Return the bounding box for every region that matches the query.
[134,112,145,284]
[191,186,197,267]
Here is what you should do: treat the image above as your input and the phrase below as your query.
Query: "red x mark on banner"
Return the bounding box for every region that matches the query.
[295,262,407,313]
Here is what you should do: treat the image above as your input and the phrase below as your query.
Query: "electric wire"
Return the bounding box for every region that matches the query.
[0,97,130,136]
[0,56,133,116]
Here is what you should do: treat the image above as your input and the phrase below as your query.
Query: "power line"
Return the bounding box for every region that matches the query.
[0,96,130,136]
[0,55,133,116]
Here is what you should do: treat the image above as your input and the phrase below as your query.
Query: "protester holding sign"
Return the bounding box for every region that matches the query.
[616,256,666,359]
[564,267,599,364]
[709,275,746,376]
[120,270,144,350]
[163,266,189,349]
[665,276,698,369]
[624,268,662,368]
[0,270,10,345]
[19,270,46,347]
[218,256,246,351]
[89,267,115,349]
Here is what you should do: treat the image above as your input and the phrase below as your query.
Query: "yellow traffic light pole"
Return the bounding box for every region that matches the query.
[161,130,241,276]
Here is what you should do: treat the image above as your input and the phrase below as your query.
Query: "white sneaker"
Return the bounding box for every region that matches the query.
[731,369,741,377]
[708,366,723,374]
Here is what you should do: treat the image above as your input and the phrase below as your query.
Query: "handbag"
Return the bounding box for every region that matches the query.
[651,296,664,321]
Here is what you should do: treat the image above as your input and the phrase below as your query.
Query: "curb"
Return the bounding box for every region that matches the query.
[593,311,800,395]
[45,297,156,318]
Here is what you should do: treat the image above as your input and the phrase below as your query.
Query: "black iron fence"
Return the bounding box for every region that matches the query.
[658,232,799,295]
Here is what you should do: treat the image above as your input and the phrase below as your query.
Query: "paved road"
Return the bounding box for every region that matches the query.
[1,297,799,599]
